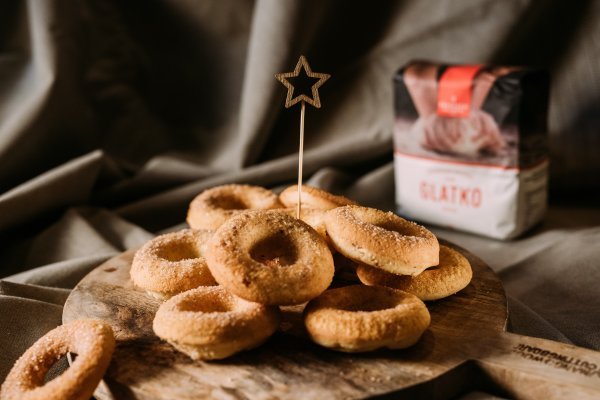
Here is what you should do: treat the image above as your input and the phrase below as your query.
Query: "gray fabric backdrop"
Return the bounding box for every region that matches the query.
[1,0,599,397]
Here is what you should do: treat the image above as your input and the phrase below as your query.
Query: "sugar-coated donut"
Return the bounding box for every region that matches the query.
[0,319,115,400]
[205,210,334,305]
[357,245,473,301]
[153,286,280,360]
[131,229,217,300]
[304,285,430,352]
[279,185,357,210]
[187,184,282,230]
[325,205,439,276]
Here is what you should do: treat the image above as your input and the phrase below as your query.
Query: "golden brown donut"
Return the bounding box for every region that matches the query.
[0,319,115,400]
[325,205,439,276]
[304,285,430,352]
[205,210,334,305]
[131,229,217,300]
[279,185,357,210]
[357,245,473,301]
[187,184,283,230]
[153,286,280,360]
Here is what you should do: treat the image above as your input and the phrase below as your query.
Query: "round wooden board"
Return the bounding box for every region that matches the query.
[63,242,508,399]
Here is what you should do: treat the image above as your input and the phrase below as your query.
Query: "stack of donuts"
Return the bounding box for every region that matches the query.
[132,184,473,359]
[0,184,473,400]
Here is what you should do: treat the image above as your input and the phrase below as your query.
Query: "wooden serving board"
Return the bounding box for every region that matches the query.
[63,244,600,399]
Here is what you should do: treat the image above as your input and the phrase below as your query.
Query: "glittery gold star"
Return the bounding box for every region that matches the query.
[275,55,330,108]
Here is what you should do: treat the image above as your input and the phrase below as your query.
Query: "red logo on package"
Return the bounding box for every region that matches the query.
[437,65,482,117]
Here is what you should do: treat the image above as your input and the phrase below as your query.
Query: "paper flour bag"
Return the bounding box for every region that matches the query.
[393,61,549,239]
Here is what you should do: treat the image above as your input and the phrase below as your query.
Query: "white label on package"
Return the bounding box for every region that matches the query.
[394,152,548,239]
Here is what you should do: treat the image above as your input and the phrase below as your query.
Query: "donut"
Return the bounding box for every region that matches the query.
[205,210,334,305]
[279,185,357,210]
[325,205,439,276]
[153,286,280,360]
[131,229,217,300]
[357,245,473,301]
[187,184,283,230]
[304,285,430,352]
[0,319,115,400]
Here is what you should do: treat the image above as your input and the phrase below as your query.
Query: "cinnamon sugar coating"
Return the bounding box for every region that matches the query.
[205,210,334,305]
[130,229,216,300]
[325,205,439,276]
[187,184,283,230]
[279,185,357,210]
[357,245,472,300]
[304,285,430,352]
[153,286,280,360]
[0,319,115,400]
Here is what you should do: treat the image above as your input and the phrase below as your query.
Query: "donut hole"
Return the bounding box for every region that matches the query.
[177,297,232,313]
[339,294,398,312]
[42,352,75,384]
[249,231,298,268]
[156,241,200,262]
[209,193,248,210]
[373,220,417,237]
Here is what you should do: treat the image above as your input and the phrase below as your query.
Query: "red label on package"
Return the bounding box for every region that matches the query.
[437,65,482,117]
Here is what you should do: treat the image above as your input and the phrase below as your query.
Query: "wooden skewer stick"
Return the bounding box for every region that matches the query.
[275,56,329,219]
[297,101,306,219]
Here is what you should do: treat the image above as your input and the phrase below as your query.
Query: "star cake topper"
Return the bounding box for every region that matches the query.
[275,55,330,108]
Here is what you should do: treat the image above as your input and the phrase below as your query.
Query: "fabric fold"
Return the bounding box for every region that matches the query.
[0,296,64,381]
[0,151,104,233]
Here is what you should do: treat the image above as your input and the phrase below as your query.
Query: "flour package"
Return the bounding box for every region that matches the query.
[393,61,549,239]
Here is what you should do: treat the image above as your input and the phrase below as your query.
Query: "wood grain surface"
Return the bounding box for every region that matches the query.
[63,244,600,399]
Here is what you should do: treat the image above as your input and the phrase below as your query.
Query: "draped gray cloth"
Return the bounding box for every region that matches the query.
[1,0,599,397]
